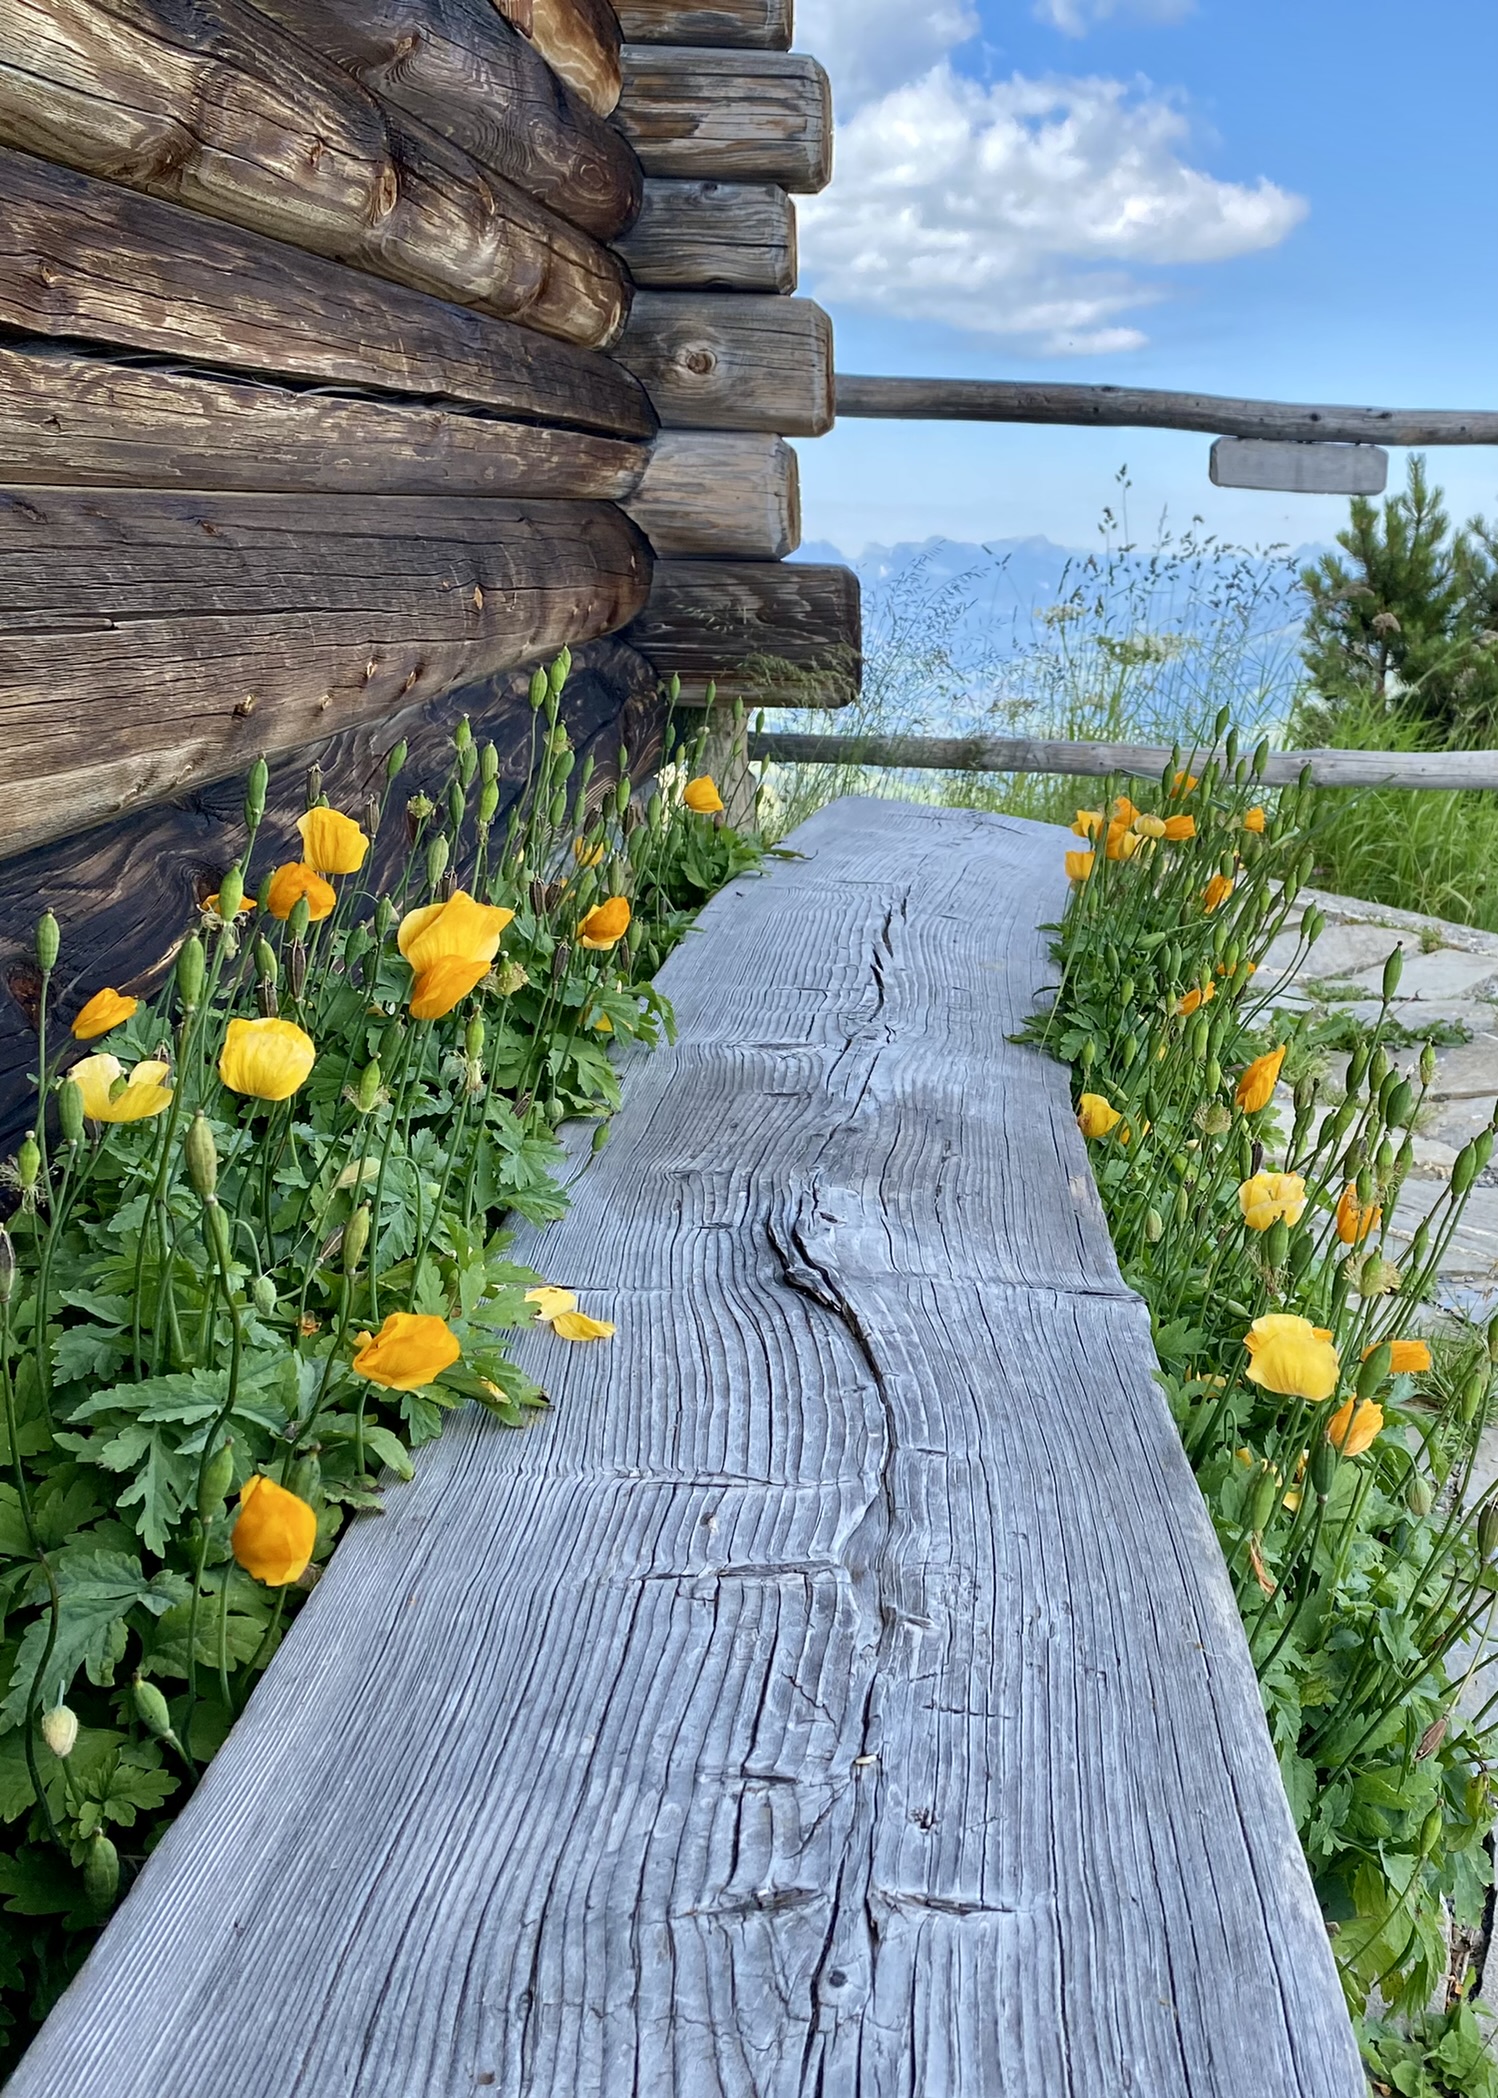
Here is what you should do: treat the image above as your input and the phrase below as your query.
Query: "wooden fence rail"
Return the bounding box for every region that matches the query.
[833,376,1498,447]
[749,731,1498,792]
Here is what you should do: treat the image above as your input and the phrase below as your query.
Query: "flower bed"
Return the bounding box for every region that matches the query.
[0,659,760,2069]
[1032,713,1498,2093]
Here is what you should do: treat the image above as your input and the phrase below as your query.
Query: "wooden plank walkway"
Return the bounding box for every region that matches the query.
[9,799,1363,2097]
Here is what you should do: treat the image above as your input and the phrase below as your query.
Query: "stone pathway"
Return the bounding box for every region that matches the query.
[1264,887,1498,1311]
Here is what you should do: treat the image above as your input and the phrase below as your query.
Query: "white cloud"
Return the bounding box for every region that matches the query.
[799,67,1306,353]
[796,0,976,107]
[1034,0,1196,36]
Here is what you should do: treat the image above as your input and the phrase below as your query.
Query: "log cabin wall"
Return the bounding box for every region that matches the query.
[0,0,859,1125]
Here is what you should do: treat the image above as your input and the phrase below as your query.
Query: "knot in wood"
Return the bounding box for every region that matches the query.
[680,347,716,377]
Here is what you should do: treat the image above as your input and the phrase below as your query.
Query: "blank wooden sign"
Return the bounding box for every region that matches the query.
[1210,437,1388,495]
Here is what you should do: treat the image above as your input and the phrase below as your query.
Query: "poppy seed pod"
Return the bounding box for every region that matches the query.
[1309,1435,1339,1500]
[56,1077,84,1146]
[386,740,408,783]
[216,865,245,922]
[252,1276,277,1318]
[426,834,450,890]
[480,741,499,785]
[528,668,548,710]
[305,762,323,809]
[355,1059,382,1113]
[287,895,313,942]
[1248,1465,1279,1535]
[288,939,307,1002]
[184,1112,217,1200]
[1406,1476,1435,1518]
[1144,1207,1163,1244]
[448,780,465,833]
[342,1204,371,1274]
[0,1230,15,1306]
[245,755,269,828]
[83,1833,119,1915]
[1462,1369,1488,1424]
[1479,1501,1498,1560]
[1382,945,1405,1001]
[35,911,59,974]
[176,934,205,1012]
[1357,1343,1392,1398]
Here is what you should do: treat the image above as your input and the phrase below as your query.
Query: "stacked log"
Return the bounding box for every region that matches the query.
[605,0,859,702]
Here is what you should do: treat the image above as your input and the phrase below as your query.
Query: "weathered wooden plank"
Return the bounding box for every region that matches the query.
[492,0,622,114]
[8,799,1365,2098]
[0,489,651,859]
[614,0,792,48]
[628,557,857,697]
[1210,437,1389,495]
[744,729,1498,792]
[245,0,640,238]
[0,638,661,1141]
[612,178,795,290]
[623,432,799,554]
[614,46,831,190]
[613,292,833,433]
[0,147,654,438]
[0,0,629,346]
[835,374,1498,446]
[0,341,649,498]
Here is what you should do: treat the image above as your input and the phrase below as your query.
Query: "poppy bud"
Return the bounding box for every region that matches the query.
[667,672,681,704]
[1382,945,1404,1001]
[288,896,312,943]
[1144,1207,1164,1245]
[1358,1343,1392,1398]
[1384,1080,1414,1130]
[453,714,472,755]
[375,896,396,942]
[83,1832,119,1916]
[1204,1058,1222,1095]
[1302,904,1324,947]
[1265,1218,1290,1268]
[197,1437,235,1521]
[1420,1042,1438,1087]
[355,1059,382,1113]
[41,1703,78,1759]
[1462,1369,1488,1424]
[16,1137,39,1190]
[252,1275,277,1318]
[184,1113,217,1199]
[529,668,548,710]
[253,938,278,987]
[426,835,449,890]
[288,939,307,1002]
[1293,1074,1316,1116]
[1310,1435,1339,1500]
[1376,1138,1395,1179]
[1118,977,1135,1009]
[615,777,631,818]
[1120,1033,1138,1071]
[132,1676,176,1741]
[1488,1312,1498,1363]
[56,1076,84,1146]
[176,935,205,1012]
[343,1204,370,1274]
[1252,737,1270,777]
[1406,1476,1435,1518]
[1477,1130,1495,1174]
[1452,1142,1480,1198]
[1480,1501,1498,1560]
[216,865,244,922]
[1356,1167,1376,1208]
[1369,1046,1390,1090]
[464,1017,485,1060]
[1419,1805,1444,1858]
[549,650,570,696]
[386,739,408,783]
[205,1201,232,1269]
[447,780,465,833]
[480,741,499,785]
[549,790,569,830]
[245,755,269,828]
[478,783,500,827]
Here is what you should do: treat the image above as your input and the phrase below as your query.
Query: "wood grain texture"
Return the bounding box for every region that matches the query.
[0,147,655,437]
[0,0,629,347]
[612,178,795,290]
[834,374,1498,446]
[245,0,641,238]
[623,432,799,555]
[744,730,1498,792]
[0,639,662,1143]
[614,45,831,190]
[0,489,652,859]
[613,292,834,433]
[614,0,792,48]
[8,798,1365,2098]
[0,341,650,498]
[628,556,857,691]
[493,0,622,113]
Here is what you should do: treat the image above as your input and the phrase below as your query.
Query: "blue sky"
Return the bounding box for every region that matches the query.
[792,0,1498,555]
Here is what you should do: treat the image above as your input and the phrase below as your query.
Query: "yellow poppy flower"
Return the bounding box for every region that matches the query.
[397,892,514,973]
[572,837,606,868]
[218,1018,316,1101]
[1177,981,1216,1018]
[1172,771,1200,794]
[1077,1093,1122,1140]
[1237,1171,1307,1232]
[1132,813,1167,839]
[1337,1184,1382,1245]
[1064,849,1096,883]
[551,1310,616,1342]
[352,1312,461,1391]
[266,862,336,923]
[684,776,725,814]
[70,988,137,1041]
[1071,809,1104,839]
[1105,822,1141,862]
[526,1285,578,1321]
[1111,796,1140,824]
[1242,806,1267,834]
[1202,873,1235,913]
[1326,1397,1383,1457]
[1235,1045,1286,1112]
[409,956,492,1021]
[1366,1338,1431,1376]
[1245,1314,1340,1402]
[232,1475,318,1587]
[296,808,369,876]
[1163,813,1196,842]
[69,1054,173,1123]
[579,896,631,951]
